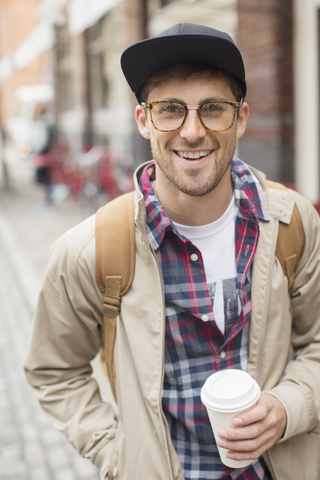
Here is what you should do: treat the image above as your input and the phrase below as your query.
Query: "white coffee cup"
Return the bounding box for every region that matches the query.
[200,369,260,468]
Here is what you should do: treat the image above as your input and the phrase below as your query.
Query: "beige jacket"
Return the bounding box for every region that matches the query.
[24,164,320,480]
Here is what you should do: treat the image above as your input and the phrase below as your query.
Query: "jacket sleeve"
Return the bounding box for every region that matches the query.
[24,216,116,478]
[266,195,320,441]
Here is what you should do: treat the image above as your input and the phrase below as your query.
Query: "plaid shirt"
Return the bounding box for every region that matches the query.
[140,159,272,480]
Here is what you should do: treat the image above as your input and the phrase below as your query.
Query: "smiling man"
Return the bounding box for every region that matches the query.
[136,74,248,223]
[25,23,320,480]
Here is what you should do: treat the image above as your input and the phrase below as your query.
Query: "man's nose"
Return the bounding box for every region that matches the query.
[179,110,207,142]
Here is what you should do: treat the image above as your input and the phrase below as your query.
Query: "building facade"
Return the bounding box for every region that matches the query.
[237,0,294,185]
[0,0,319,203]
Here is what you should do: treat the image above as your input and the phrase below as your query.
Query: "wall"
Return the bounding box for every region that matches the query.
[237,0,294,183]
[0,0,44,129]
[293,0,320,202]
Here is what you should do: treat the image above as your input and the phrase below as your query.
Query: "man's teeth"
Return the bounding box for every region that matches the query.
[177,151,211,160]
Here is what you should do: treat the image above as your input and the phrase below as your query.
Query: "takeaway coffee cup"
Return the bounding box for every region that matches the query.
[201,369,260,468]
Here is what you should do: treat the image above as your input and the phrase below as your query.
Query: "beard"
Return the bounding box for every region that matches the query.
[150,136,236,197]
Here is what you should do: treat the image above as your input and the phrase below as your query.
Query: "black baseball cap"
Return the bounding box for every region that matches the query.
[121,23,246,101]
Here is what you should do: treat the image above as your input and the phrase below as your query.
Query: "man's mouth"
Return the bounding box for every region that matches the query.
[175,150,213,160]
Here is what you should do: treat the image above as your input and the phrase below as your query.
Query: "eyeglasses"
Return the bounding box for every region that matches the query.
[141,99,243,133]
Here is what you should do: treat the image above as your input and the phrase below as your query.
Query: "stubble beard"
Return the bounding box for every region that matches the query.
[150,139,236,198]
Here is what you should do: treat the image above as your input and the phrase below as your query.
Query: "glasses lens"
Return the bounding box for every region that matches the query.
[199,102,235,131]
[151,102,185,131]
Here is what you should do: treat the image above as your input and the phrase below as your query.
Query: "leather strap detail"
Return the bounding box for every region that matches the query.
[95,193,135,402]
[95,191,135,295]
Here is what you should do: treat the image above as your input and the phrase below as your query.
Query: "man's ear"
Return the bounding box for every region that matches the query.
[236,101,249,140]
[135,105,151,140]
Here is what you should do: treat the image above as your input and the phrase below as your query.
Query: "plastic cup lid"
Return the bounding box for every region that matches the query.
[200,369,260,411]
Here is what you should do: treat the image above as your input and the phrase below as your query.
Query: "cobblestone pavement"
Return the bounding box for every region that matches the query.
[0,240,100,480]
[0,155,103,480]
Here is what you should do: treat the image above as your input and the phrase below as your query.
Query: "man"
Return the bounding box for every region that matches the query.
[25,23,320,480]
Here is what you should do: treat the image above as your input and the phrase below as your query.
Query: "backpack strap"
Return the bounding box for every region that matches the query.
[95,191,135,401]
[266,180,305,288]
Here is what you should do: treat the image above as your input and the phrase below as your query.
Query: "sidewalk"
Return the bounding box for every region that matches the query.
[0,155,84,299]
[0,155,110,480]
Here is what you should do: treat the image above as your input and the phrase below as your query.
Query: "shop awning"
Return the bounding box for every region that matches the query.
[37,0,70,16]
[68,0,122,35]
[12,20,56,70]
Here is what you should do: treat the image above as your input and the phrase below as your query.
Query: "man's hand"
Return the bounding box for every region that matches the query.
[217,393,287,461]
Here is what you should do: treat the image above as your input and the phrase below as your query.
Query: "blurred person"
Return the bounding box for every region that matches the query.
[24,24,320,480]
[32,103,54,205]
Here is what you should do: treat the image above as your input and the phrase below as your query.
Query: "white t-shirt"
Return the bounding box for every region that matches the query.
[173,196,240,336]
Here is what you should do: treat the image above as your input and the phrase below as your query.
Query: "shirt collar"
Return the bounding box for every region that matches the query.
[231,158,270,222]
[139,162,177,250]
[140,158,270,250]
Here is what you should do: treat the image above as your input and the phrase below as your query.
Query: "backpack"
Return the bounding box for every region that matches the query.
[95,182,305,401]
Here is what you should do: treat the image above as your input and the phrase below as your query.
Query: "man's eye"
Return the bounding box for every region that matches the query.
[159,103,183,114]
[202,103,224,112]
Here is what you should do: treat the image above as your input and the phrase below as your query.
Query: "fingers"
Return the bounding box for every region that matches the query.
[216,393,287,460]
[232,401,269,427]
[217,423,277,460]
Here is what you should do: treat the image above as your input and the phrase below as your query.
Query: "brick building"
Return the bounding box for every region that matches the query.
[237,0,320,204]
[237,0,294,184]
[0,0,319,203]
[0,0,53,129]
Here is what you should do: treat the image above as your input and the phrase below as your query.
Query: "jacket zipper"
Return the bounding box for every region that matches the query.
[149,242,177,480]
[255,216,279,386]
[254,216,279,480]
